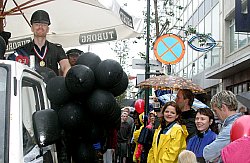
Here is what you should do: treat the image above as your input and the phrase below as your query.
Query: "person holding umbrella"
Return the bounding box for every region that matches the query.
[175,89,197,140]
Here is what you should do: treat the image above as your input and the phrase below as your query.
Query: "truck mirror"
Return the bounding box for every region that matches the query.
[32,109,60,147]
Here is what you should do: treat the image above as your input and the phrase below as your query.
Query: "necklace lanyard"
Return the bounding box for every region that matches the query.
[33,45,48,61]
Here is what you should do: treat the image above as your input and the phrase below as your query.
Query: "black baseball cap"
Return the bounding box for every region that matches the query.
[30,10,51,25]
[66,49,83,57]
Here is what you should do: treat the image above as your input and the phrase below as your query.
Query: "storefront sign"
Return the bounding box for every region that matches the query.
[79,29,117,44]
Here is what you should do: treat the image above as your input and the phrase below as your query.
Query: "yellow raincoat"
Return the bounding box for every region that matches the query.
[147,123,188,163]
[133,112,144,162]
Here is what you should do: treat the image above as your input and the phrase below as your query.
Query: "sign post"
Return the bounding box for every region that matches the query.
[144,0,150,126]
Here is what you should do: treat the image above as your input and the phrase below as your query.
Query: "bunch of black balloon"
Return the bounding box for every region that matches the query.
[45,52,129,162]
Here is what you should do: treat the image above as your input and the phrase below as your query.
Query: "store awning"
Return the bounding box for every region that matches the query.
[205,53,250,79]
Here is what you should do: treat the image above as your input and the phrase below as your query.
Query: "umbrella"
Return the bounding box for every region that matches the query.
[158,94,209,110]
[137,75,205,93]
[236,92,250,108]
[2,0,144,51]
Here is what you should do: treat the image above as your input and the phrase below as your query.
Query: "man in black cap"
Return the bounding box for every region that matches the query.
[66,48,83,66]
[8,10,70,76]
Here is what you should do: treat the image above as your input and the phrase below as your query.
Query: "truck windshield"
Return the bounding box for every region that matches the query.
[0,67,8,162]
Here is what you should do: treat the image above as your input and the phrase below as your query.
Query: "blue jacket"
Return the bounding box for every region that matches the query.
[187,129,217,158]
[203,113,241,163]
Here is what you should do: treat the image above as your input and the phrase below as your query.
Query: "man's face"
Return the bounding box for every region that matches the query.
[68,54,79,66]
[121,113,128,122]
[31,23,49,37]
[175,91,185,110]
[212,103,225,121]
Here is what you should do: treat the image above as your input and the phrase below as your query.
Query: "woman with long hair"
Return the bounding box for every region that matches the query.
[187,108,218,163]
[147,101,188,163]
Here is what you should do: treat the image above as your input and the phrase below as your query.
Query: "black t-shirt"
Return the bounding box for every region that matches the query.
[8,40,67,75]
[181,109,197,140]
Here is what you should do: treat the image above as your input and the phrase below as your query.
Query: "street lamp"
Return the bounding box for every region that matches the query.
[144,0,150,126]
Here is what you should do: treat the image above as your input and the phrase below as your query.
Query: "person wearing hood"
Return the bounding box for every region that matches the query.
[133,112,145,162]
[147,101,188,163]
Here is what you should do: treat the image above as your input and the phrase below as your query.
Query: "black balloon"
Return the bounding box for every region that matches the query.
[46,76,71,105]
[106,102,122,128]
[36,67,56,84]
[58,102,90,135]
[89,123,106,143]
[76,52,101,71]
[109,71,129,97]
[71,142,96,163]
[94,59,123,89]
[65,65,95,94]
[87,89,116,120]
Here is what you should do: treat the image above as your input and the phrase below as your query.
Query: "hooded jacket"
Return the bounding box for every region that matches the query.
[133,112,144,162]
[147,123,188,163]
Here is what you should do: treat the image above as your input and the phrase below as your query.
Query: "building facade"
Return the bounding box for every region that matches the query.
[166,0,221,102]
[167,0,250,105]
[206,0,250,96]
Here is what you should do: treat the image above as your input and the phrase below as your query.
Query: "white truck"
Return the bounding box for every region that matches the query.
[0,60,60,163]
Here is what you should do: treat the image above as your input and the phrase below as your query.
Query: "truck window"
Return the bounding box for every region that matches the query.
[21,77,45,155]
[0,67,7,162]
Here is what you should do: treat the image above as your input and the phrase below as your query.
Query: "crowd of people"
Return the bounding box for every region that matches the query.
[1,8,249,163]
[102,89,248,163]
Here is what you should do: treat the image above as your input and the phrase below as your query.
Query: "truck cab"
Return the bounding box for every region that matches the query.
[0,60,59,163]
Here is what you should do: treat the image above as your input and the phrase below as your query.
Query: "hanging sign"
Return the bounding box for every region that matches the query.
[188,34,216,52]
[153,34,185,65]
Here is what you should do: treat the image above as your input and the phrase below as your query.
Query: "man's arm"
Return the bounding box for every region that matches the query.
[203,125,231,162]
[59,59,71,77]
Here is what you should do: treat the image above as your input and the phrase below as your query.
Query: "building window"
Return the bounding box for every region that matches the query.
[198,55,205,73]
[211,48,220,65]
[204,51,212,69]
[198,2,205,22]
[204,0,212,15]
[229,19,250,53]
[243,83,248,92]
[230,22,237,52]
[238,33,248,48]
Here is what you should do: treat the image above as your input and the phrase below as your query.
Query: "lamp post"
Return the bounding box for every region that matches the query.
[144,0,150,126]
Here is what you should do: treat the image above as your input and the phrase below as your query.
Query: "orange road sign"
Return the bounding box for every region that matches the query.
[153,34,185,65]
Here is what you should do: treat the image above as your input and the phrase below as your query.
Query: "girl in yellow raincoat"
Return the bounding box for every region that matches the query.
[133,112,144,162]
[147,101,188,163]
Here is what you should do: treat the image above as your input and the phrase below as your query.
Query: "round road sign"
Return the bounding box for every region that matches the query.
[153,34,185,65]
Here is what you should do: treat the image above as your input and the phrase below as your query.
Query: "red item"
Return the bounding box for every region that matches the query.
[15,55,29,65]
[134,99,145,114]
[230,115,250,142]
[135,144,142,160]
[221,136,250,163]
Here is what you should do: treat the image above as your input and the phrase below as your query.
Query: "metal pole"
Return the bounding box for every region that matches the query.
[0,0,3,32]
[144,0,150,126]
